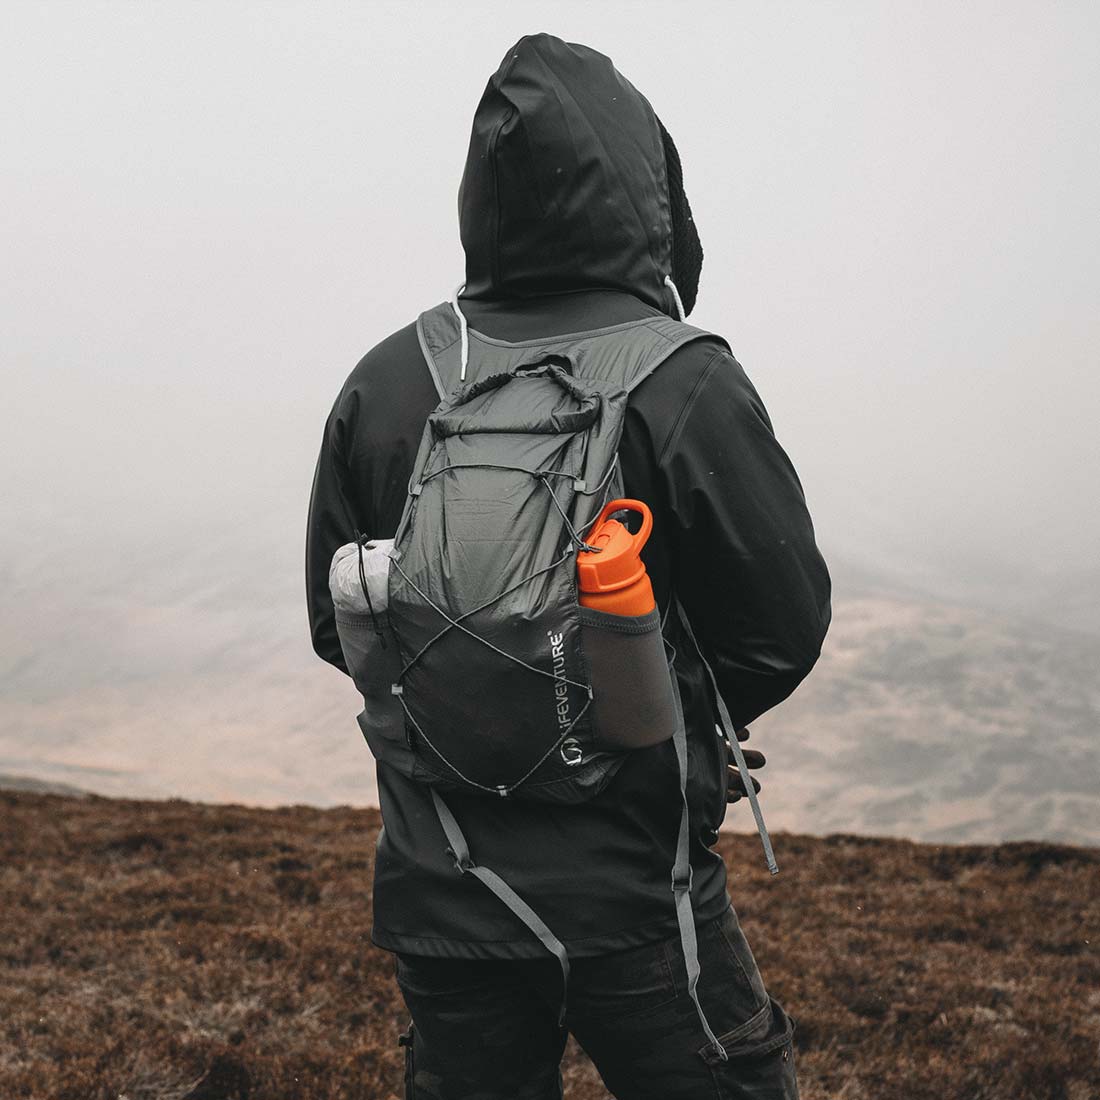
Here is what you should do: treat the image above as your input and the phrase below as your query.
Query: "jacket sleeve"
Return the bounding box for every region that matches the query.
[305,388,358,675]
[662,351,831,728]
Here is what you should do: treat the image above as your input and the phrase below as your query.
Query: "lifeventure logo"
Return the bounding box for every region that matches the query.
[547,629,571,729]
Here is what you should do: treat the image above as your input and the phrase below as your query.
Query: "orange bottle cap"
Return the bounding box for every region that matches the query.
[577,499,653,594]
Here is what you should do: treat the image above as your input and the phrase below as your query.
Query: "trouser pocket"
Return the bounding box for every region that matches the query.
[579,605,677,750]
[706,998,799,1098]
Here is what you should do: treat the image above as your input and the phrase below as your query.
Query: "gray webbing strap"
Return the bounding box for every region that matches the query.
[675,599,778,875]
[415,314,447,400]
[623,325,724,395]
[669,668,729,1063]
[429,788,570,1026]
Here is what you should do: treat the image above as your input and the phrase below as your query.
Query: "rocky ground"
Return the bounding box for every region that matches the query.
[1,790,1097,1100]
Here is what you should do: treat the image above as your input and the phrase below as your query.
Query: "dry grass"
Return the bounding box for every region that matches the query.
[1,791,1097,1099]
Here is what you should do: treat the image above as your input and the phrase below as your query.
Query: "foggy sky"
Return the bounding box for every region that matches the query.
[4,1,1099,611]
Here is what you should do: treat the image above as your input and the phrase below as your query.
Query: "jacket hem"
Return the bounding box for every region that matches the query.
[371,887,731,960]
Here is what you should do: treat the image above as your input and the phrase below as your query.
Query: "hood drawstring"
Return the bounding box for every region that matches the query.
[451,276,682,384]
[664,275,687,322]
[451,283,471,381]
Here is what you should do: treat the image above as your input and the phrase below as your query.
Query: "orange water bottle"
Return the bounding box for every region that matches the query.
[577,499,655,616]
[576,498,674,751]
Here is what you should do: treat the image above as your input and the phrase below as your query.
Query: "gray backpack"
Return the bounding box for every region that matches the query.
[335,300,775,1061]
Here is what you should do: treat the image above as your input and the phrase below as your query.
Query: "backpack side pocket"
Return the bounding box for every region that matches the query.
[336,610,411,766]
[579,605,678,751]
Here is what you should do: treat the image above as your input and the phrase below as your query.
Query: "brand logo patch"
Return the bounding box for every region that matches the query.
[547,630,571,729]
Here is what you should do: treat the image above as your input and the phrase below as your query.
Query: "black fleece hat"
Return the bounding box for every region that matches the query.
[657,117,703,316]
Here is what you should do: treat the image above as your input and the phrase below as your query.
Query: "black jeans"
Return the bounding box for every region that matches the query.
[394,905,798,1100]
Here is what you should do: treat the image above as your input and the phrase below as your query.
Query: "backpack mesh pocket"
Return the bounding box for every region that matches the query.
[335,611,407,756]
[579,605,678,750]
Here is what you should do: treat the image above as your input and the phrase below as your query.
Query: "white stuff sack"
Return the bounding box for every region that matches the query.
[328,539,394,615]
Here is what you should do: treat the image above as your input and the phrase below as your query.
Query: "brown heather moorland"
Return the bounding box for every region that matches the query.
[1,790,1097,1100]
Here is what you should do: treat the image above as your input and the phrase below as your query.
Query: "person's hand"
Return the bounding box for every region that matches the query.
[726,727,765,804]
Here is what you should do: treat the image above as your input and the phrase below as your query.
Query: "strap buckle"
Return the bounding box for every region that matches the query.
[672,867,693,893]
[444,846,474,875]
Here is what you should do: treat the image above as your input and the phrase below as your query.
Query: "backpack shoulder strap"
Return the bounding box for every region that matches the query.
[415,302,455,400]
[416,302,731,401]
[618,316,730,395]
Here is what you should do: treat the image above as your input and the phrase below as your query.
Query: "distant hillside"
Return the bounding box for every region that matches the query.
[1,791,1096,1100]
[752,587,1100,844]
[0,772,88,796]
[1,537,1098,843]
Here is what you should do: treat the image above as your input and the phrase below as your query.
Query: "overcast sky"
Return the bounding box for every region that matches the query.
[3,1,1098,611]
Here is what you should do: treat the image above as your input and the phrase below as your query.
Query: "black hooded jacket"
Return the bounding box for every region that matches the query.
[306,35,831,957]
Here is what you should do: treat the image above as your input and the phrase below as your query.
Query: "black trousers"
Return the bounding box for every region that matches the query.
[394,905,798,1100]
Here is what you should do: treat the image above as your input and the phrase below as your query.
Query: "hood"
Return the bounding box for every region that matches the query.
[459,34,694,317]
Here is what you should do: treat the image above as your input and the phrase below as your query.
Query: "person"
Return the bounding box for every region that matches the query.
[306,32,830,1100]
